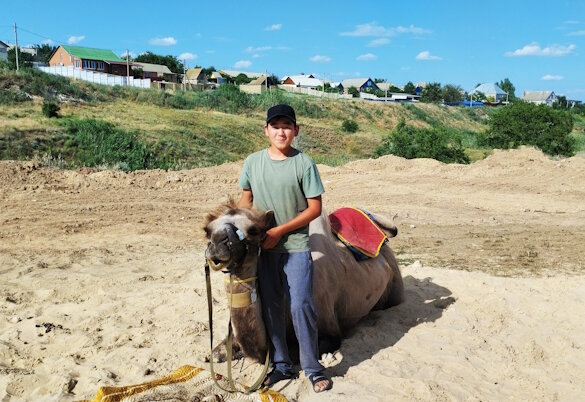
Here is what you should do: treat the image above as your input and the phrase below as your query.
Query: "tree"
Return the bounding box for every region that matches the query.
[554,95,568,109]
[420,82,442,103]
[374,120,470,164]
[348,86,360,98]
[480,102,574,156]
[442,84,463,104]
[234,73,252,85]
[34,43,57,64]
[498,78,516,100]
[472,91,486,102]
[134,51,184,74]
[267,74,280,87]
[201,66,216,77]
[6,48,34,70]
[403,81,416,95]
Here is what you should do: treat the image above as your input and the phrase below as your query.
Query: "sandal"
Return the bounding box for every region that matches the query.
[308,372,332,393]
[263,370,295,388]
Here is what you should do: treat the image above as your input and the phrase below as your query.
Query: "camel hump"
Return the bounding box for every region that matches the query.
[328,207,395,260]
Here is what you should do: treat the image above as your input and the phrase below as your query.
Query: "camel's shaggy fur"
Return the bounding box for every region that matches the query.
[204,201,404,363]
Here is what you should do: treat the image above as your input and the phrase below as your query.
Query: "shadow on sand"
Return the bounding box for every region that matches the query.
[327,274,455,377]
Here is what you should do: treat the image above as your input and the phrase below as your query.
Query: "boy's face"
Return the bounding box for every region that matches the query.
[264,117,299,153]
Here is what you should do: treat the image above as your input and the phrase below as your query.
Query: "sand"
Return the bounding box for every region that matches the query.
[1,147,584,401]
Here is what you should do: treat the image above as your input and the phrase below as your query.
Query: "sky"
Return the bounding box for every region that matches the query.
[2,0,585,100]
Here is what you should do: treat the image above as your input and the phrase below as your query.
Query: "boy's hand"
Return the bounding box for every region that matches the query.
[262,227,283,249]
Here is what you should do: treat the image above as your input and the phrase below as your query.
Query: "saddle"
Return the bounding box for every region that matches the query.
[328,207,387,261]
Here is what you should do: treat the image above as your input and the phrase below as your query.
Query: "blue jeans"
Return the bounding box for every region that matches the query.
[258,250,324,376]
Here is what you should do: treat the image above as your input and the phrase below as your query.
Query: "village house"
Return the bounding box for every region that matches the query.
[470,83,509,103]
[0,40,9,61]
[208,71,226,85]
[219,69,265,80]
[184,67,206,84]
[48,45,130,76]
[339,77,379,94]
[281,74,323,89]
[132,62,177,83]
[522,91,558,106]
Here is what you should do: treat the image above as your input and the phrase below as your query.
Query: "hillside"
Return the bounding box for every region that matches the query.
[1,69,493,169]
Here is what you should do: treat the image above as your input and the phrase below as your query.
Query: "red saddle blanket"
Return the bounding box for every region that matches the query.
[328,207,387,259]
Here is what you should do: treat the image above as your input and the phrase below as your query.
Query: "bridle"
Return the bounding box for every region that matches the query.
[204,223,270,394]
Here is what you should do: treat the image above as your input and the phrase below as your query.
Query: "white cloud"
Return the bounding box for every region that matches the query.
[568,30,585,36]
[234,60,251,69]
[395,25,431,35]
[42,39,54,46]
[368,38,390,47]
[357,53,377,61]
[416,50,441,60]
[542,74,563,81]
[310,55,331,62]
[67,35,85,44]
[245,46,272,53]
[265,24,282,31]
[505,42,575,57]
[179,52,196,60]
[120,50,136,58]
[341,22,430,37]
[149,37,177,46]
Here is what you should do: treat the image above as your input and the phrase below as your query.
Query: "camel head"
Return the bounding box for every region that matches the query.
[203,201,274,274]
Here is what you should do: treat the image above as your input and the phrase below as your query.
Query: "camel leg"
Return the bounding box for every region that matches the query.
[208,335,243,363]
[373,248,405,310]
[318,334,341,356]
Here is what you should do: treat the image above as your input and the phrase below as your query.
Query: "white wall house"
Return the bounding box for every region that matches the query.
[0,40,9,61]
[522,91,558,106]
[470,83,508,103]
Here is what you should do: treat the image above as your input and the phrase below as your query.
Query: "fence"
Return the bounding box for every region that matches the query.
[37,66,151,88]
[278,84,353,100]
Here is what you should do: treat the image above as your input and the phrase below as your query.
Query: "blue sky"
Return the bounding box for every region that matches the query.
[2,0,585,100]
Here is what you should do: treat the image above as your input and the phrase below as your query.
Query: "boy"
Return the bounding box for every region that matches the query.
[237,104,332,393]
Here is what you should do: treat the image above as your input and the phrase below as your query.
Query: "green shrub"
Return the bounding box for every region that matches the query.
[62,118,152,171]
[479,102,575,157]
[342,119,359,133]
[375,120,470,164]
[42,99,60,118]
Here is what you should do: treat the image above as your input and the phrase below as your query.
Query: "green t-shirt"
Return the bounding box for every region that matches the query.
[238,148,324,252]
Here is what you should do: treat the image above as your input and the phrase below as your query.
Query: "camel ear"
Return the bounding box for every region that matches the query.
[263,210,276,229]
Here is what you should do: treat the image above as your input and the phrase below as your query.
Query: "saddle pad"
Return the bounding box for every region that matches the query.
[329,207,387,259]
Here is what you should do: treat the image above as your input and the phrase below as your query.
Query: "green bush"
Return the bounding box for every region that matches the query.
[342,119,359,133]
[62,118,152,171]
[374,120,470,164]
[479,102,575,157]
[42,99,60,118]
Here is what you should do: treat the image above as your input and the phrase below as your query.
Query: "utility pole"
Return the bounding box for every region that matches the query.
[183,60,186,91]
[14,22,19,71]
[126,49,129,86]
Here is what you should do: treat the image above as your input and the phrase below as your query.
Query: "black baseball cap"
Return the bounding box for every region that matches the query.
[266,104,296,125]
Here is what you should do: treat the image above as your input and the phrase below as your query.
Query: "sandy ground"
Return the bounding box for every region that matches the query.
[1,147,584,401]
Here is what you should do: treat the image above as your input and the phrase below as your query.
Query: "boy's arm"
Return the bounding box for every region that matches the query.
[237,189,253,209]
[263,195,322,250]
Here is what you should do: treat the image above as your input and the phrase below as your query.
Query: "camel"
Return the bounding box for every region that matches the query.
[203,201,404,363]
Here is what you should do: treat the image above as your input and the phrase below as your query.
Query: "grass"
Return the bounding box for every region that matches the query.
[4,68,582,170]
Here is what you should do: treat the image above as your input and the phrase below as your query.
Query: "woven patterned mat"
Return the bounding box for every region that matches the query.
[83,365,287,402]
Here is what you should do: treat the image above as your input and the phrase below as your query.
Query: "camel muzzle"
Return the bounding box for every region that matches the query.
[205,223,247,271]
